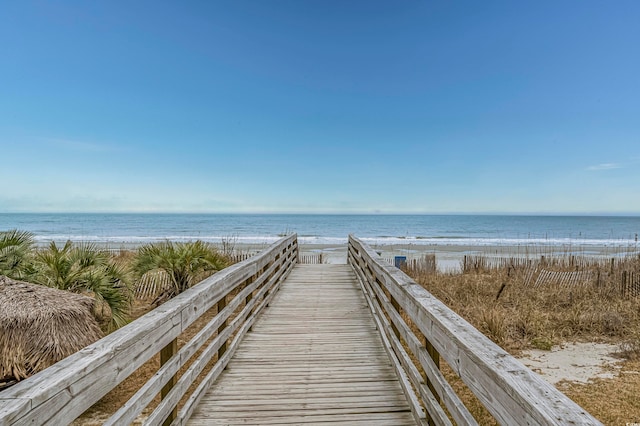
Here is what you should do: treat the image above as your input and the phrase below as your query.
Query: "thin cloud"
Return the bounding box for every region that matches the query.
[42,138,122,153]
[586,163,623,171]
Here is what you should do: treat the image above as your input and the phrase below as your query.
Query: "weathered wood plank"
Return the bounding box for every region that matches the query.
[0,235,297,426]
[357,269,439,426]
[187,411,416,425]
[105,256,292,425]
[359,253,478,425]
[148,259,294,425]
[187,264,415,425]
[177,259,296,424]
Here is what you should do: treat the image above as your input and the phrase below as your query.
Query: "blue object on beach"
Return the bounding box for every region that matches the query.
[394,256,407,268]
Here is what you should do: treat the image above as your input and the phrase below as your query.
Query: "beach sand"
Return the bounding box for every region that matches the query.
[518,342,622,385]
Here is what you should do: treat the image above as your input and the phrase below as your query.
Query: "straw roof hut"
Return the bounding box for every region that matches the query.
[0,275,103,383]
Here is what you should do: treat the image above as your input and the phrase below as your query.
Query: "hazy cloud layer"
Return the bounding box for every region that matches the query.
[41,138,122,153]
[587,163,622,171]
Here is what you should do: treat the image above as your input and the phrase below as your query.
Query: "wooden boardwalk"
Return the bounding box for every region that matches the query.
[1,235,601,425]
[188,264,416,425]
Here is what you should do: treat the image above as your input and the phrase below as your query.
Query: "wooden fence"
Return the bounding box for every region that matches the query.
[462,255,535,273]
[532,269,596,289]
[463,254,639,298]
[383,254,437,274]
[462,254,636,274]
[134,271,173,300]
[0,235,298,426]
[621,271,640,297]
[298,253,323,264]
[228,253,253,264]
[232,252,322,265]
[348,235,601,425]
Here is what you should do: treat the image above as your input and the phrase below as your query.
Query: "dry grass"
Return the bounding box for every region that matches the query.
[0,276,103,383]
[407,257,640,354]
[559,360,640,425]
[403,254,640,423]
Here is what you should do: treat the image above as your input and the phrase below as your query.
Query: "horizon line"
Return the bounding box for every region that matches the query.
[1,211,640,217]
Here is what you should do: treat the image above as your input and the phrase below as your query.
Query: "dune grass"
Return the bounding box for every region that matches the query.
[403,253,640,423]
[407,254,640,353]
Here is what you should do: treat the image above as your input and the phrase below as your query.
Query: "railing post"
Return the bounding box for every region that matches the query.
[425,338,441,426]
[389,291,401,340]
[160,338,178,426]
[218,295,228,359]
[245,274,255,307]
[245,274,256,330]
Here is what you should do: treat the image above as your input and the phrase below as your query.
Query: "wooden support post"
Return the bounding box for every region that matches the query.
[266,260,281,307]
[264,262,275,307]
[160,338,178,426]
[218,296,228,360]
[425,338,441,426]
[245,274,256,330]
[245,274,255,306]
[389,294,401,340]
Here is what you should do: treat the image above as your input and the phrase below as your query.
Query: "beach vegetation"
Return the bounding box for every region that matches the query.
[133,240,229,302]
[0,229,35,279]
[31,241,132,330]
[403,253,640,424]
[220,234,238,258]
[407,256,640,353]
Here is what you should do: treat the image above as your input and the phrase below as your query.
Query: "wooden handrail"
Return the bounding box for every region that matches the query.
[347,235,601,426]
[0,235,298,426]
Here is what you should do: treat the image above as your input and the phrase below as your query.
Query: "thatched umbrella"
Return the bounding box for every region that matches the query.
[0,275,103,383]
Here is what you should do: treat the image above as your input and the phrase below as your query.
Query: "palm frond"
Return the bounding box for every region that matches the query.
[32,240,132,330]
[0,229,35,278]
[134,240,230,299]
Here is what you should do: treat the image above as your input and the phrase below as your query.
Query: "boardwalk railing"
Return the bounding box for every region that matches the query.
[348,235,601,425]
[0,235,298,426]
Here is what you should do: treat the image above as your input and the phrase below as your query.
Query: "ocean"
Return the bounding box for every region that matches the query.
[0,213,639,248]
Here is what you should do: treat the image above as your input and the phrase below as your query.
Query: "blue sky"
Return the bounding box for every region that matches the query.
[1,1,639,214]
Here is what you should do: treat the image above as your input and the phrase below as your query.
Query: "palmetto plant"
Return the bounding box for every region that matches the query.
[0,229,35,279]
[32,241,132,330]
[133,240,229,300]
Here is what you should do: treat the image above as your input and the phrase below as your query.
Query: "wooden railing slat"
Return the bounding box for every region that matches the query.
[176,258,296,424]
[105,259,284,425]
[350,245,478,426]
[0,235,298,426]
[348,235,601,426]
[145,252,295,425]
[366,283,445,425]
[353,267,429,425]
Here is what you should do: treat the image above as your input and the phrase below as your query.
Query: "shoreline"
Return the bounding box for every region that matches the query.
[32,239,640,272]
[296,242,640,270]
